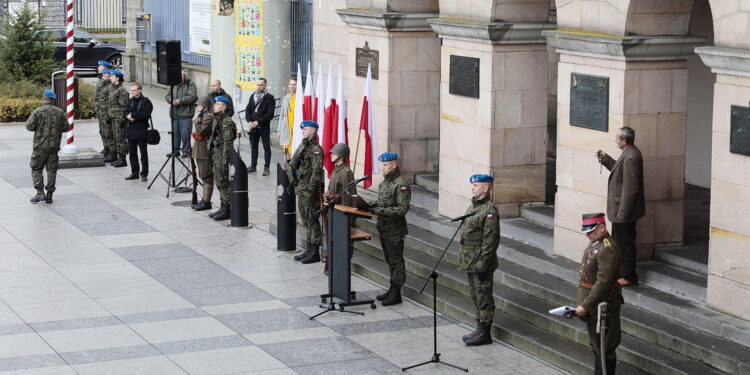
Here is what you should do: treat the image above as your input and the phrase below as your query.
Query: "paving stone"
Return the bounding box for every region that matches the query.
[30,316,121,333]
[117,308,208,325]
[129,316,236,344]
[293,357,404,375]
[131,256,227,276]
[151,270,248,291]
[176,284,275,306]
[154,335,253,355]
[72,355,188,375]
[167,346,287,374]
[112,243,199,261]
[38,325,146,353]
[214,308,321,334]
[259,337,375,368]
[0,354,66,373]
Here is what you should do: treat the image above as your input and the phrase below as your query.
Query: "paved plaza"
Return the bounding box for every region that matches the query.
[0,89,564,374]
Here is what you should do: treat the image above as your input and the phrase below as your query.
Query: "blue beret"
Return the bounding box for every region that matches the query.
[470,174,494,183]
[101,69,112,75]
[378,152,398,162]
[109,69,124,77]
[97,60,112,68]
[214,96,231,105]
[43,89,56,99]
[300,120,319,129]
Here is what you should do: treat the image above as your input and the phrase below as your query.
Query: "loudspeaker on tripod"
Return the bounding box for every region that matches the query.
[156,40,182,86]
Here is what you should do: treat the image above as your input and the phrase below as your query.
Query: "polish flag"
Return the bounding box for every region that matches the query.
[335,64,348,146]
[302,61,313,121]
[291,64,305,153]
[359,64,379,189]
[322,64,335,176]
[314,63,324,138]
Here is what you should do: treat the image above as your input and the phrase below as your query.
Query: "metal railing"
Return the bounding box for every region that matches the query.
[290,0,313,81]
[74,0,126,32]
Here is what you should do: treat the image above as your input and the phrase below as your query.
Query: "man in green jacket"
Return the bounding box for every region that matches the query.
[458,174,500,346]
[26,90,68,204]
[369,152,410,306]
[165,71,198,157]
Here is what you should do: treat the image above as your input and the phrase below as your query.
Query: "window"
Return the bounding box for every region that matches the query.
[74,31,92,44]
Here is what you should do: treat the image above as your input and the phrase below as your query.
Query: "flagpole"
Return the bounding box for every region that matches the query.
[352,128,363,175]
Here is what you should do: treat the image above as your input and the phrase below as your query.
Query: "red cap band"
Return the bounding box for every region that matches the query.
[582,217,605,226]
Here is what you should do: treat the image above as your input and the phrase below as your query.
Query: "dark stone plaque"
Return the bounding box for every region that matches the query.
[356,42,379,80]
[570,73,609,132]
[449,55,480,99]
[730,105,750,156]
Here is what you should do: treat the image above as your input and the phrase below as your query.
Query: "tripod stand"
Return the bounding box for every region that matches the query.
[147,85,194,197]
[402,217,469,373]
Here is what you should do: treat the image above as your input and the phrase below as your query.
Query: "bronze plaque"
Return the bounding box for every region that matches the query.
[730,105,750,156]
[356,42,379,80]
[449,55,480,98]
[570,73,609,132]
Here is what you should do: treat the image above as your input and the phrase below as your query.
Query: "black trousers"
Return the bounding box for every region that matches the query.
[611,221,637,283]
[127,138,148,176]
[249,125,271,169]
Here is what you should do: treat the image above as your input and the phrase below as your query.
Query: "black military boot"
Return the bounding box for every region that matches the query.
[376,282,394,301]
[103,150,117,162]
[30,189,46,203]
[212,204,231,221]
[300,244,321,264]
[112,153,127,168]
[462,320,482,342]
[294,242,311,261]
[192,200,212,211]
[100,146,109,155]
[464,322,492,346]
[44,191,53,204]
[381,284,403,306]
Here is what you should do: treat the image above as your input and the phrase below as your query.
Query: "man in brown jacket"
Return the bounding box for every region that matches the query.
[322,143,356,267]
[191,96,214,211]
[597,126,644,287]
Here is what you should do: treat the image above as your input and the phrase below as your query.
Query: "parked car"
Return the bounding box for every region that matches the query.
[43,28,124,71]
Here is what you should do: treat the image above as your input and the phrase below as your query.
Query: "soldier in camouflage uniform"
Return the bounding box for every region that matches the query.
[567,213,623,375]
[458,174,500,346]
[26,90,68,204]
[191,96,214,212]
[95,61,113,160]
[287,121,324,264]
[106,69,129,168]
[369,152,410,306]
[208,96,237,221]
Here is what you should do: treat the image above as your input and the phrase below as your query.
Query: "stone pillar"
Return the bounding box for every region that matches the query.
[429,17,555,218]
[695,46,750,321]
[336,8,440,186]
[123,0,144,80]
[260,1,290,103]
[545,31,704,261]
[210,12,236,95]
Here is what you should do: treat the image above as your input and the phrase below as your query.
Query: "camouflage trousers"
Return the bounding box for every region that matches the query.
[212,155,229,206]
[111,118,128,155]
[380,235,406,285]
[196,158,214,202]
[467,271,495,324]
[98,113,113,149]
[30,148,59,193]
[298,191,321,246]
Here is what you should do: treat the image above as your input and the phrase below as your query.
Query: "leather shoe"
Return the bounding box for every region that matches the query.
[262,168,270,176]
[125,174,138,180]
[247,166,257,173]
[140,174,148,182]
[617,278,638,287]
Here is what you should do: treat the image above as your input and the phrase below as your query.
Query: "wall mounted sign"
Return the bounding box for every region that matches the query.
[570,73,609,132]
[730,105,750,156]
[356,42,379,80]
[449,55,479,99]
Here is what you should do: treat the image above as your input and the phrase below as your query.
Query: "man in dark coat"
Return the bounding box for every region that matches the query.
[597,126,645,287]
[123,82,153,181]
[244,78,275,176]
[208,80,234,117]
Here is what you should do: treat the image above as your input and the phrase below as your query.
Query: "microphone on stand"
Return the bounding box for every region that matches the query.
[450,210,478,222]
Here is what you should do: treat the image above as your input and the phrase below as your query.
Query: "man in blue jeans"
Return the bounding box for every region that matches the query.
[244,78,275,176]
[165,71,198,157]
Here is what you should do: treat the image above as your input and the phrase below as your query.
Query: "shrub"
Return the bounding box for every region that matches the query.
[0,98,43,122]
[0,80,96,122]
[0,3,60,85]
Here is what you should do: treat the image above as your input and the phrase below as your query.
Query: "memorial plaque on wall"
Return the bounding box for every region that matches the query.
[730,105,750,156]
[356,42,379,80]
[449,55,479,98]
[570,73,609,132]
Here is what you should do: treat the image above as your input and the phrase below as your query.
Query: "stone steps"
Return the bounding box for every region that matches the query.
[521,204,555,229]
[414,174,438,193]
[654,246,709,275]
[353,220,748,374]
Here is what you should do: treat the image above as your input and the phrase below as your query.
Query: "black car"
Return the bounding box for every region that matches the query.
[43,28,124,71]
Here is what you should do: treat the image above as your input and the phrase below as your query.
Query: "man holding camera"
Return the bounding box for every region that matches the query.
[244,78,275,176]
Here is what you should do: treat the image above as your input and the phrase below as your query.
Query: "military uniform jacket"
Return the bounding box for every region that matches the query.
[370,168,410,238]
[26,103,69,150]
[192,110,213,160]
[209,112,236,161]
[94,79,111,115]
[458,196,500,274]
[107,82,129,121]
[286,137,323,197]
[327,163,356,207]
[576,234,623,314]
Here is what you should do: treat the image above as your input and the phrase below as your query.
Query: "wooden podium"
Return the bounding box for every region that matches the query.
[310,203,377,320]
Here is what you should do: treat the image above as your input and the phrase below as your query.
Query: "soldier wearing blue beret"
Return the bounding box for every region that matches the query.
[26,89,68,204]
[96,64,114,159]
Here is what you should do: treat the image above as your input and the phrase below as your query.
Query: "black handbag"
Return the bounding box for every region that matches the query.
[146,117,160,145]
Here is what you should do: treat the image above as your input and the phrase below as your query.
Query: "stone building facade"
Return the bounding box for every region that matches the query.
[313,0,750,321]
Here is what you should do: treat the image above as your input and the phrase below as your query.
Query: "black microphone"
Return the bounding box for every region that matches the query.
[451,210,478,222]
[350,175,370,185]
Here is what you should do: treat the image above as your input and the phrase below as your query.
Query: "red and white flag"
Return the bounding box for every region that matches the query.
[302,61,313,121]
[291,64,305,153]
[322,64,335,176]
[335,64,348,146]
[359,64,379,189]
[314,63,324,137]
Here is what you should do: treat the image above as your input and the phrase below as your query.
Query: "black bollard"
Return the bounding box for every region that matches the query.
[230,147,248,227]
[276,162,296,251]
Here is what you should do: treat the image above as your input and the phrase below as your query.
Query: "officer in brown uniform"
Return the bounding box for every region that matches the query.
[323,143,356,265]
[568,213,623,375]
[191,96,214,211]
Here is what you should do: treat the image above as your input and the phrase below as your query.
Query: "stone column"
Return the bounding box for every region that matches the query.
[123,0,144,80]
[210,12,236,95]
[545,31,704,261]
[336,8,441,186]
[695,46,750,321]
[429,17,555,218]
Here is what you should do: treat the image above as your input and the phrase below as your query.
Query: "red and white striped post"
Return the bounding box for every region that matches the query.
[60,0,78,155]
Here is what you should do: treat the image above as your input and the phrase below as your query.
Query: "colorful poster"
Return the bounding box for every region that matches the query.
[235,0,263,91]
[189,0,211,55]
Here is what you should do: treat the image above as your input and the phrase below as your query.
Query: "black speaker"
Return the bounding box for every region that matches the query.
[156,40,182,86]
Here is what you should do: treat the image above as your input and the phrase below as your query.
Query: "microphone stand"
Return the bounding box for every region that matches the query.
[401,214,470,373]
